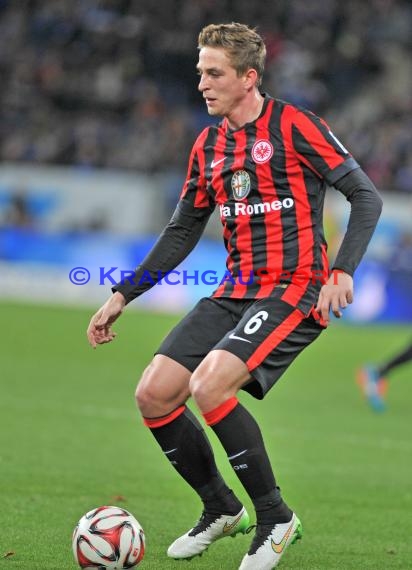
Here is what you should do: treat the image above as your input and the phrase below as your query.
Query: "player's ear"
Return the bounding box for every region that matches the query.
[244,68,258,90]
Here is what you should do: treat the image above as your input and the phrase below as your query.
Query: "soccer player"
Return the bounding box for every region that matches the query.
[87,23,382,569]
[357,339,412,412]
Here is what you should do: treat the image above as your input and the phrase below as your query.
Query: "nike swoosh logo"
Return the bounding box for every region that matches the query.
[211,157,225,168]
[228,332,252,343]
[164,448,177,455]
[271,520,294,554]
[228,449,248,461]
[223,510,244,533]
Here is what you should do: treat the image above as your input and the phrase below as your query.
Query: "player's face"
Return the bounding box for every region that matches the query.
[197,47,249,118]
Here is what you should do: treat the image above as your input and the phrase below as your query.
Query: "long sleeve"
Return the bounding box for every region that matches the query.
[112,201,213,304]
[332,167,383,276]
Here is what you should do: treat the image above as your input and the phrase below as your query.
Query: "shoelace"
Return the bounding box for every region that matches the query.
[245,523,275,555]
[188,512,220,536]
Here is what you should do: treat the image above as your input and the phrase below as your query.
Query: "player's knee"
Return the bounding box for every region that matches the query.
[135,363,160,414]
[135,381,164,416]
[135,360,188,417]
[189,371,219,407]
[134,381,148,413]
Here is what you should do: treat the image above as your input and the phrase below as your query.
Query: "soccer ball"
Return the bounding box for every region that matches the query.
[72,506,145,569]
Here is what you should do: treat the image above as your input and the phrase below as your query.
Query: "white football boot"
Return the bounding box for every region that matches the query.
[167,506,249,559]
[239,512,302,569]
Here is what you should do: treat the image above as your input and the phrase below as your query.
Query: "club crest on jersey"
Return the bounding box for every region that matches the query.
[252,139,274,164]
[231,170,251,201]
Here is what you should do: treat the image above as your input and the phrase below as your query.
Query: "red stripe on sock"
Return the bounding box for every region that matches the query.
[203,397,238,426]
[143,405,186,428]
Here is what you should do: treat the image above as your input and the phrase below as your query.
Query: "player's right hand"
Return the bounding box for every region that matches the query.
[87,292,126,348]
[315,270,353,325]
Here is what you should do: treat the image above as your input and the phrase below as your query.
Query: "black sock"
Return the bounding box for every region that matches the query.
[379,341,412,377]
[211,402,292,524]
[148,407,242,515]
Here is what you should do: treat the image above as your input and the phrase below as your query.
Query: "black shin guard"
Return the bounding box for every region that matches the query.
[211,402,292,524]
[148,407,241,514]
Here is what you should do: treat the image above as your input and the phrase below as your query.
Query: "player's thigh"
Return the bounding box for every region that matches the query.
[214,297,325,399]
[156,297,238,372]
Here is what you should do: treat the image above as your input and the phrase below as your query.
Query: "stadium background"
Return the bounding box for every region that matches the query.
[0,0,412,319]
[1,2,412,569]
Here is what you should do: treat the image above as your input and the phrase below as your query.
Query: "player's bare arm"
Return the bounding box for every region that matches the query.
[87,291,126,348]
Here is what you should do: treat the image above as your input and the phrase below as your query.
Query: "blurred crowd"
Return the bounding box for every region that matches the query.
[0,0,411,192]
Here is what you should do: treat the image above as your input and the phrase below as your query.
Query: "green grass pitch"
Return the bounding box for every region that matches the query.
[1,301,411,569]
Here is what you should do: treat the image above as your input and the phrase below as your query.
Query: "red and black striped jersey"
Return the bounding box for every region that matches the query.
[179,95,359,313]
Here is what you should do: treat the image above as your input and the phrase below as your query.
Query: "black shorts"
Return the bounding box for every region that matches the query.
[156,295,325,399]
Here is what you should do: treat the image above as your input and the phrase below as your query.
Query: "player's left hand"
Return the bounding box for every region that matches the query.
[315,270,353,324]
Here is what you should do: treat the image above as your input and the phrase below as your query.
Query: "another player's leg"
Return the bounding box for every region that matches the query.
[356,365,387,412]
[378,340,412,376]
[136,355,248,560]
[357,339,412,411]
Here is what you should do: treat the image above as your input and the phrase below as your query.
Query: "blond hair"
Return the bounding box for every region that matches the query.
[198,23,266,86]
